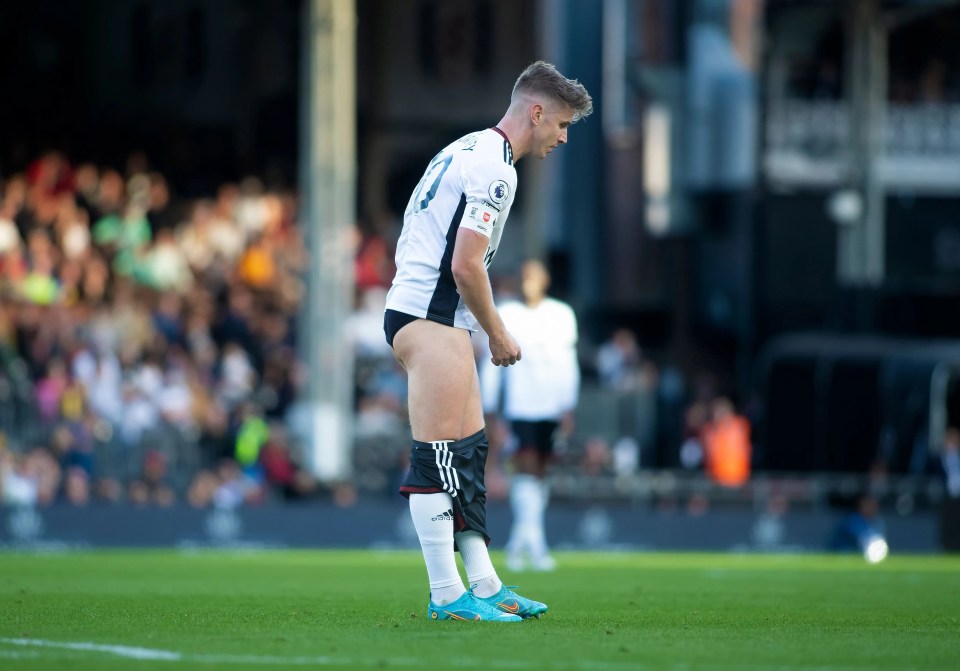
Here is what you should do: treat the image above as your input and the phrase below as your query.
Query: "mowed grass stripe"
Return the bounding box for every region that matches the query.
[1,550,958,671]
[0,639,925,671]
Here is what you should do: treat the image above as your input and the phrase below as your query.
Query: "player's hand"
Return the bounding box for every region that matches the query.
[489,331,521,367]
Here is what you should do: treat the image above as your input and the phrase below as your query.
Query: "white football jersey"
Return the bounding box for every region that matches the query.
[480,297,580,420]
[386,128,517,332]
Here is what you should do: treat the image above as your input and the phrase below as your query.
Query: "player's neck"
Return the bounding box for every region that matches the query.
[494,115,529,162]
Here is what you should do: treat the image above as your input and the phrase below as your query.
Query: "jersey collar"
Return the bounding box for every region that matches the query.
[491,127,514,165]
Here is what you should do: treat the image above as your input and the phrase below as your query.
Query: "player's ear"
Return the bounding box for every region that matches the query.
[531,104,543,126]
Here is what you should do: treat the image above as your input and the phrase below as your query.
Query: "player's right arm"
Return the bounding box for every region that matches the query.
[451,229,520,367]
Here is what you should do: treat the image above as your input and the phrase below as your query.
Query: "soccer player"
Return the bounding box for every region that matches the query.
[383,61,592,622]
[481,259,580,572]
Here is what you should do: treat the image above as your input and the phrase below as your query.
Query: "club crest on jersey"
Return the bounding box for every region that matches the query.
[489,180,509,205]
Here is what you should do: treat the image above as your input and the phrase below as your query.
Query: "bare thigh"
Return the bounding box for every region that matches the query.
[392,319,484,441]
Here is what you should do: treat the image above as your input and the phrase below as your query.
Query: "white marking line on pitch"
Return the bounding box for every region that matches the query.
[0,639,880,671]
[0,638,641,670]
[1,638,181,660]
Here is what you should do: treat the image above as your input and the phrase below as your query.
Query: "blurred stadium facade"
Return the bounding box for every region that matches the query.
[1,0,959,552]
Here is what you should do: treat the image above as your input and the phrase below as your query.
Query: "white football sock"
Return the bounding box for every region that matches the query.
[508,474,541,560]
[409,493,464,605]
[454,530,502,598]
[529,478,551,561]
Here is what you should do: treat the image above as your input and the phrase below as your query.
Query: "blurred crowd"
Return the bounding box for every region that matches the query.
[0,151,343,508]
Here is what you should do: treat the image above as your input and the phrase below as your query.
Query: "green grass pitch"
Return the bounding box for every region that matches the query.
[1,550,958,670]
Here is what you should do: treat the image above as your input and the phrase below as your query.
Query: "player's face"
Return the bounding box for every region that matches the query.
[521,260,550,301]
[534,104,574,159]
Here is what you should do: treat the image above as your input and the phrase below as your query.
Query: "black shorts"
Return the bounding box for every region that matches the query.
[383,309,420,348]
[399,429,491,542]
[511,420,560,458]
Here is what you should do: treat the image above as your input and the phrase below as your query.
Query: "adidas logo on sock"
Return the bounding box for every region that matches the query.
[431,509,454,521]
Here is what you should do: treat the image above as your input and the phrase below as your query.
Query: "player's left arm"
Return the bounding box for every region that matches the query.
[454,159,520,367]
[451,229,520,366]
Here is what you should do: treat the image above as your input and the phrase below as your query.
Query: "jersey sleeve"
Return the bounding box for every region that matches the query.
[458,161,515,239]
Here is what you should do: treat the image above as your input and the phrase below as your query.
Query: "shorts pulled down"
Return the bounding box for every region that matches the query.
[399,429,491,543]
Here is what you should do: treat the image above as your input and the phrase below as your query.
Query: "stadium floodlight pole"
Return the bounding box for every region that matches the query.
[299,0,356,482]
[839,0,886,286]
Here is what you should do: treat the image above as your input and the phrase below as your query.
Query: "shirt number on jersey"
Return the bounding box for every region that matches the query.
[412,154,453,214]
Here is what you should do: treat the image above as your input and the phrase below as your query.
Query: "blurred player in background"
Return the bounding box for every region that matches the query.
[383,62,592,621]
[482,259,579,572]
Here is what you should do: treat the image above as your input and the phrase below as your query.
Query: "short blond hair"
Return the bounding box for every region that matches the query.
[512,61,593,123]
